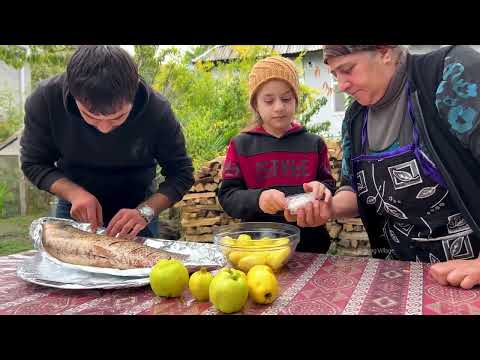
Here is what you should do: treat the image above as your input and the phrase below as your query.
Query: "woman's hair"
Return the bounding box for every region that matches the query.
[391,45,408,65]
[323,45,407,65]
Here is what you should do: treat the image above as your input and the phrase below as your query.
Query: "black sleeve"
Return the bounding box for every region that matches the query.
[435,45,480,163]
[217,140,265,220]
[218,179,265,220]
[154,103,194,203]
[19,88,64,192]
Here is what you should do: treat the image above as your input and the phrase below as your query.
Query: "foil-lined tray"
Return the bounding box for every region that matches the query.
[16,217,227,289]
[17,252,151,289]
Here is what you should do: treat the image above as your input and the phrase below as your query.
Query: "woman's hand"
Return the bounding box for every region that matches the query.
[303,181,331,202]
[429,259,480,289]
[283,182,333,227]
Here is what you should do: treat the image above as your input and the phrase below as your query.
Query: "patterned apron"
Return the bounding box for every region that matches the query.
[352,84,479,263]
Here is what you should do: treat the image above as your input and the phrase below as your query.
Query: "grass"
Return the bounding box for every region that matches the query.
[0,213,47,256]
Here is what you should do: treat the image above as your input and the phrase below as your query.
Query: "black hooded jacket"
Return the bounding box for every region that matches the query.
[20,74,194,224]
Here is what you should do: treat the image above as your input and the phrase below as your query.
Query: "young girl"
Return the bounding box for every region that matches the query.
[218,56,336,253]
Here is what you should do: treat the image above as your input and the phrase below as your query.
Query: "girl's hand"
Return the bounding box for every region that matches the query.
[259,189,287,215]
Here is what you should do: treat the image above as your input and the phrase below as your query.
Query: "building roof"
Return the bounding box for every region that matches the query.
[0,130,21,156]
[193,45,324,63]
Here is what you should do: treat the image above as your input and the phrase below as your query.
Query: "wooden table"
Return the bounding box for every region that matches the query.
[1,250,479,315]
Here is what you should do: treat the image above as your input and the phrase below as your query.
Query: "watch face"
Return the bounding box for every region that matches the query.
[142,206,154,217]
[138,205,154,221]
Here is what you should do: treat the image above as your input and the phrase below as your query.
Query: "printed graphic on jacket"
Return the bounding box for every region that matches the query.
[222,125,333,191]
[224,152,319,188]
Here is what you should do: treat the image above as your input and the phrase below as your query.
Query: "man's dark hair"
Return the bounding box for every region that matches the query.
[66,45,139,115]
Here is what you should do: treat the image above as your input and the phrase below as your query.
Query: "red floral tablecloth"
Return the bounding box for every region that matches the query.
[1,251,480,315]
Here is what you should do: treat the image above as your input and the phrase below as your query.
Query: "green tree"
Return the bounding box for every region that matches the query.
[154,45,330,169]
[0,45,77,88]
[0,45,76,69]
[183,45,216,64]
[0,45,28,69]
[0,90,24,142]
[133,46,180,86]
[0,181,14,218]
[0,46,76,142]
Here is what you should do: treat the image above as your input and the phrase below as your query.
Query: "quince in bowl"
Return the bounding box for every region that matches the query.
[213,222,300,273]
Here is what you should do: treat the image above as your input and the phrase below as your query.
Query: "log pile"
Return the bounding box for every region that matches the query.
[175,156,240,242]
[325,138,343,189]
[324,139,371,257]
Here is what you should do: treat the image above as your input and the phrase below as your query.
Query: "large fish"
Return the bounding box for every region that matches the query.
[42,222,183,270]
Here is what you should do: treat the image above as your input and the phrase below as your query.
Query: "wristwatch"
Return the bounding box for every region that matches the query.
[136,204,156,224]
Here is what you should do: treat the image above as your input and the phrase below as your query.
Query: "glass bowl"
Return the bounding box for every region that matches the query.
[213,222,300,273]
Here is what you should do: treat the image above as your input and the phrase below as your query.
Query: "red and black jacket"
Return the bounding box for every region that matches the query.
[218,123,335,253]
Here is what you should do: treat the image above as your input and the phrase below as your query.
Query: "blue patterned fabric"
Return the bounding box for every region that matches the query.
[436,57,480,137]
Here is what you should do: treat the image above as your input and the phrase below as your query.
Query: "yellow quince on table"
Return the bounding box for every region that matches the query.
[189,267,213,302]
[247,264,279,304]
[149,259,189,298]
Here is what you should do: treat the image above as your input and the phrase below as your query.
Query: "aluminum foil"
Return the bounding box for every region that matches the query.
[17,217,227,289]
[17,252,150,289]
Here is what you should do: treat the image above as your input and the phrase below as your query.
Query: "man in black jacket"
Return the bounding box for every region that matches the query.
[20,45,194,239]
[316,45,480,289]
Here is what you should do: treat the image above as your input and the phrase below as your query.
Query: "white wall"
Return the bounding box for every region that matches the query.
[301,51,344,138]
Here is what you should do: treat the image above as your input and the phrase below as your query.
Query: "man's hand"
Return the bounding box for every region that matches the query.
[259,189,287,215]
[69,191,103,232]
[105,193,172,240]
[429,259,480,289]
[50,178,103,232]
[106,209,147,240]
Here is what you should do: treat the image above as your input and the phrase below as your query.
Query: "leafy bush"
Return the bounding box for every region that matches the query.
[0,181,14,218]
[153,46,330,169]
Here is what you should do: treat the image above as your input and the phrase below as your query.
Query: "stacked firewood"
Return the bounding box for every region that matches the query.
[325,138,343,189]
[326,218,371,257]
[324,139,371,257]
[175,156,240,242]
